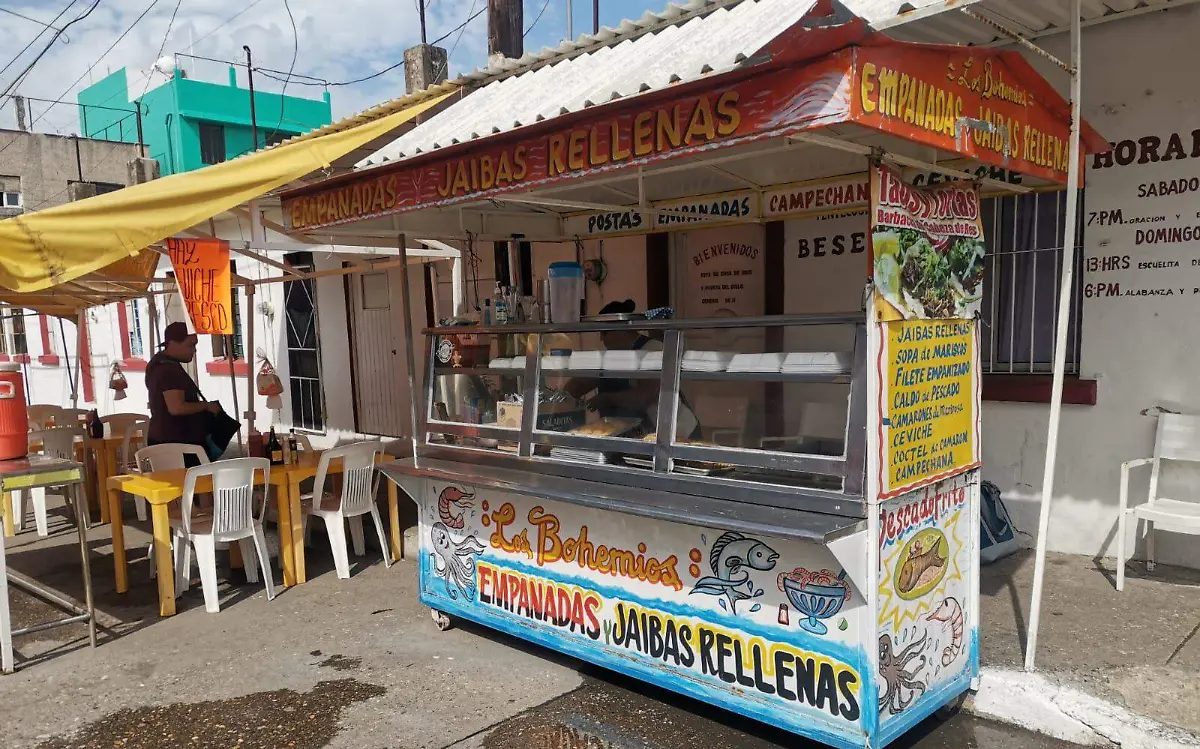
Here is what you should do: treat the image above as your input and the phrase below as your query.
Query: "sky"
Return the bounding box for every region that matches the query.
[0,0,674,134]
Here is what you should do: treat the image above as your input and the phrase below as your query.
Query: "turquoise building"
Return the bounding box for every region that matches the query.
[78,67,333,175]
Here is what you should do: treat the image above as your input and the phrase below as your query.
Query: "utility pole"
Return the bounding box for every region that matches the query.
[419,0,427,44]
[593,0,599,33]
[243,45,260,149]
[566,0,572,40]
[487,0,523,62]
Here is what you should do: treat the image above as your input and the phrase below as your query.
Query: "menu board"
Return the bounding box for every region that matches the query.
[879,319,979,498]
[679,225,765,319]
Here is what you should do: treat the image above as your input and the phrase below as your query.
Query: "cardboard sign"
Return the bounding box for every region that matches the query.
[869,164,985,321]
[166,237,234,335]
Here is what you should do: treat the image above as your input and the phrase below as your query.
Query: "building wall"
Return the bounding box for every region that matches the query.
[0,129,140,213]
[79,68,333,175]
[989,5,1200,567]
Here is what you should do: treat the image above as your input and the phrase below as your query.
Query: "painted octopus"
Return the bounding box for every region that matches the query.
[878,631,927,715]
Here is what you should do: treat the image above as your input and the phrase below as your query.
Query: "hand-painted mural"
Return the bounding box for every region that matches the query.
[418,484,871,746]
[876,473,975,726]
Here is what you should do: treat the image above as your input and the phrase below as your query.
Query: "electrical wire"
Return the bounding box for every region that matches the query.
[0,0,77,82]
[253,3,486,89]
[525,0,553,37]
[0,0,101,100]
[265,0,299,143]
[140,0,184,99]
[0,6,69,34]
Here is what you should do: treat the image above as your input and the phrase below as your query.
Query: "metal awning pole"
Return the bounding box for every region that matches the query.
[225,336,244,455]
[244,283,257,439]
[1025,0,1083,673]
[72,311,85,410]
[58,319,76,406]
[397,234,421,457]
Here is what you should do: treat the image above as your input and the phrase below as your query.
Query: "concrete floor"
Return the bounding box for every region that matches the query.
[1,499,1193,748]
[978,549,1200,734]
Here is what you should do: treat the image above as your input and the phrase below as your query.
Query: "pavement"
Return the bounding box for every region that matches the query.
[0,498,1196,748]
[970,549,1200,746]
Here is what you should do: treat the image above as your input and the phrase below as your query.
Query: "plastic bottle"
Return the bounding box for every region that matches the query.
[482,298,492,326]
[494,284,509,324]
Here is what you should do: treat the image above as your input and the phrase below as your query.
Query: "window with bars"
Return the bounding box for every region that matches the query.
[979,189,1085,375]
[211,261,245,360]
[284,252,325,432]
[128,300,145,357]
[11,313,27,355]
[198,123,226,165]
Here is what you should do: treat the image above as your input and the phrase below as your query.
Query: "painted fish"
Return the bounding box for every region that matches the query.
[925,597,964,666]
[430,522,486,600]
[690,532,779,613]
[897,536,945,594]
[437,486,475,530]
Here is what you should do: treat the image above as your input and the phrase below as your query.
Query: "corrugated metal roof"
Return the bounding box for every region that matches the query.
[360,0,821,167]
[845,0,1194,46]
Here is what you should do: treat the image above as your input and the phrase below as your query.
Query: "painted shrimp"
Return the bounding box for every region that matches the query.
[437,486,475,529]
[925,597,964,666]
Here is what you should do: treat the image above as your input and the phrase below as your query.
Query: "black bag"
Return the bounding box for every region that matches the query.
[198,389,241,460]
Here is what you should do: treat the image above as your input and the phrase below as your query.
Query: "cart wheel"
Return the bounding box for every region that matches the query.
[430,609,454,631]
[936,692,967,720]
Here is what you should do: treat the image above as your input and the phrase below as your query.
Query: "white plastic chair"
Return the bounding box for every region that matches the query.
[58,408,90,427]
[1117,413,1200,591]
[27,405,64,431]
[14,428,82,536]
[301,442,391,579]
[135,443,210,580]
[115,418,149,520]
[174,458,275,613]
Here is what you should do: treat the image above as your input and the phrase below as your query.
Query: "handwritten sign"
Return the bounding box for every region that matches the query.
[881,319,977,498]
[166,237,233,335]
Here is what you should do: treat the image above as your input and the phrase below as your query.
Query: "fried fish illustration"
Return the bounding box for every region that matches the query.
[897,536,945,594]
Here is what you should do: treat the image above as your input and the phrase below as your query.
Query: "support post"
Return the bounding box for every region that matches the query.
[1025,0,1082,673]
[59,319,76,406]
[487,0,524,61]
[226,335,244,455]
[245,284,257,437]
[73,311,85,410]
[397,235,422,456]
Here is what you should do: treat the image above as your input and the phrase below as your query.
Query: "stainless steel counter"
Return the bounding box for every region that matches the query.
[380,457,866,544]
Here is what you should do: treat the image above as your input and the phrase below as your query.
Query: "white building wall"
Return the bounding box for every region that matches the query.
[987,5,1200,568]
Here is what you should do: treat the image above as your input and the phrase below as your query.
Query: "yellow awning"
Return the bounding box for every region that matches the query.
[0,91,452,293]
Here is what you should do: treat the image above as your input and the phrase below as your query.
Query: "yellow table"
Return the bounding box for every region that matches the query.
[107,454,404,616]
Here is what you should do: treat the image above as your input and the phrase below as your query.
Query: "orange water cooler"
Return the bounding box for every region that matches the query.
[0,363,28,460]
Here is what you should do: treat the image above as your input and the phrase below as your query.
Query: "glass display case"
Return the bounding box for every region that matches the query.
[420,313,868,518]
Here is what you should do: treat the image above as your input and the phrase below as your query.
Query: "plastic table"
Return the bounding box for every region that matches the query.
[0,455,95,673]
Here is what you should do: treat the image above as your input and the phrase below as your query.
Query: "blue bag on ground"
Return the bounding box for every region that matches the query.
[980,480,1019,564]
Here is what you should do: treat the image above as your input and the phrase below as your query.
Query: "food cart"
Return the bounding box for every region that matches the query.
[279,3,1105,746]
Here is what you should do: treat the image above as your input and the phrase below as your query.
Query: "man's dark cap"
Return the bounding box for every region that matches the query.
[161,322,195,347]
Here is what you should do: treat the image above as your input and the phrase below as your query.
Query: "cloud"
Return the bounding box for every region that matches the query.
[0,0,517,134]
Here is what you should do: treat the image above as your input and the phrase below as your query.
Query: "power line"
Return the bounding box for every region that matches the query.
[253,4,486,90]
[0,6,69,33]
[0,0,77,81]
[0,0,95,98]
[525,0,553,37]
[141,0,185,99]
[265,0,299,142]
[38,0,162,124]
